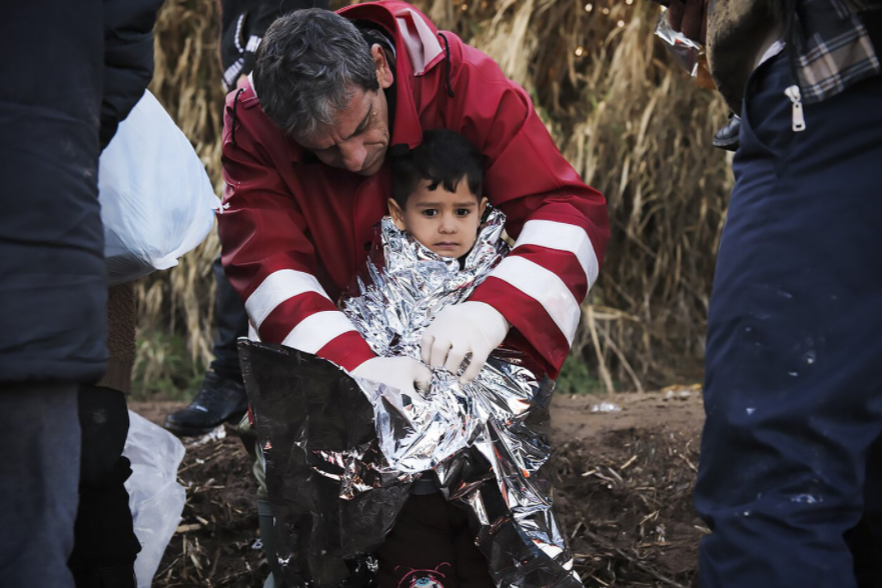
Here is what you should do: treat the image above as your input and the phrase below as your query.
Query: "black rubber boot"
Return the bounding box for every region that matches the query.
[712,113,741,152]
[164,371,248,436]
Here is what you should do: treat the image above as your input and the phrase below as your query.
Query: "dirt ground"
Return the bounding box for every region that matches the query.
[132,385,705,588]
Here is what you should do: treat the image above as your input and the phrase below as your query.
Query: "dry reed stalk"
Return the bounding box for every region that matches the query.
[134,0,226,391]
[141,0,731,394]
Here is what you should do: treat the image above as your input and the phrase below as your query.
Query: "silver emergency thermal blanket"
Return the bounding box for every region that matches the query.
[240,209,581,588]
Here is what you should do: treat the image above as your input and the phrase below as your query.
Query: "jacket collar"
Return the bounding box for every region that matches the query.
[339,2,445,151]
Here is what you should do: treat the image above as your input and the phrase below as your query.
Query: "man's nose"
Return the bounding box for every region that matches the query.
[338,141,367,172]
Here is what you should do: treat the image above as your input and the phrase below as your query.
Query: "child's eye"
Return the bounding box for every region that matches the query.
[422,209,438,218]
[455,209,471,217]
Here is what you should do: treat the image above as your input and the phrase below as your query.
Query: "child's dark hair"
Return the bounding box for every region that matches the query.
[391,129,483,209]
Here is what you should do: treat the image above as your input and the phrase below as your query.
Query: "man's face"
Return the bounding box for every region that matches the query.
[388,179,488,259]
[297,46,393,176]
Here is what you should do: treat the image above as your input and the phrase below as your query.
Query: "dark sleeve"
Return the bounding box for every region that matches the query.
[0,0,108,384]
[99,0,165,150]
[249,0,328,38]
[220,0,329,91]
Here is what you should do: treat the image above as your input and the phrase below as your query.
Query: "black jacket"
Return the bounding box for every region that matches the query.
[220,0,328,91]
[101,0,166,149]
[0,0,163,385]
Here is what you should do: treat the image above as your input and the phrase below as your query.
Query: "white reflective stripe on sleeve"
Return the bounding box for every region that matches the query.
[280,311,357,354]
[245,35,261,53]
[513,220,599,290]
[222,57,244,91]
[489,256,581,344]
[245,269,331,329]
[234,13,245,52]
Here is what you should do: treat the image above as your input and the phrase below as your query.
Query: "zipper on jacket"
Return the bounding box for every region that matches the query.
[784,85,806,131]
[784,0,807,132]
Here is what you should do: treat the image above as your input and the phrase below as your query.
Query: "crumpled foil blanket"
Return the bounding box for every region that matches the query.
[241,209,581,588]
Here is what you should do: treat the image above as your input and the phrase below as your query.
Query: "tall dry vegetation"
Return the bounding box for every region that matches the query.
[136,0,226,391]
[139,0,731,394]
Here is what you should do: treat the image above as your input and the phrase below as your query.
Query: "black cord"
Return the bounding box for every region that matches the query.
[437,32,455,98]
[231,87,246,148]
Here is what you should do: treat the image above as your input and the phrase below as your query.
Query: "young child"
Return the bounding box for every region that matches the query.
[345,129,577,588]
[372,129,497,588]
[386,129,488,263]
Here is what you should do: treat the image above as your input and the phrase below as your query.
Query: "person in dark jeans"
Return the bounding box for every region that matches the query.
[698,49,882,587]
[1,4,107,580]
[69,0,165,583]
[668,1,882,586]
[1,1,161,586]
[165,0,327,437]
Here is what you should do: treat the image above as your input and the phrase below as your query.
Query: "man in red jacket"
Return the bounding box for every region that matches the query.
[219,2,608,396]
[219,4,607,585]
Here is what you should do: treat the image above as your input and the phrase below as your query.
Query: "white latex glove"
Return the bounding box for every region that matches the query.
[351,356,432,394]
[420,301,510,383]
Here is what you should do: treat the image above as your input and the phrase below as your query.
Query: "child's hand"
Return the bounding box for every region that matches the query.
[421,302,510,383]
[351,356,432,394]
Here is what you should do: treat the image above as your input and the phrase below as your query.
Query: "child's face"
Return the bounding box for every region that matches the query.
[388,179,488,258]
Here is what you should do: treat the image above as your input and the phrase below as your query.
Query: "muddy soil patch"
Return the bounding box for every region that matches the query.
[553,427,703,586]
[142,417,267,588]
[134,388,705,587]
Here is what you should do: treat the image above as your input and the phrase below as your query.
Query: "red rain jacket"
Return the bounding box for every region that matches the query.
[218,1,609,378]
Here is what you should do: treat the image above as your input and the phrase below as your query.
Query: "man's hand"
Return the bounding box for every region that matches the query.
[421,302,510,383]
[351,356,432,394]
[667,0,707,45]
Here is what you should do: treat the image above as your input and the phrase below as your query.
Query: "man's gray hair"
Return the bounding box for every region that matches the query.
[253,9,380,141]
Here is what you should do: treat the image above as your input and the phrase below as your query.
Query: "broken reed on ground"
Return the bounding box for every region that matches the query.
[136,0,732,397]
[153,411,704,587]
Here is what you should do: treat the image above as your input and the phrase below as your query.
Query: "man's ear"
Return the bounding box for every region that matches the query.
[372,44,395,89]
[388,198,407,230]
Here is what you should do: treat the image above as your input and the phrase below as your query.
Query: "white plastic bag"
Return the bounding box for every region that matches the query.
[124,410,187,588]
[99,90,219,285]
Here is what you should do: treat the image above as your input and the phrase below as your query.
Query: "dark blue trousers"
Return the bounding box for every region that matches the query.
[0,384,80,587]
[695,51,882,588]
